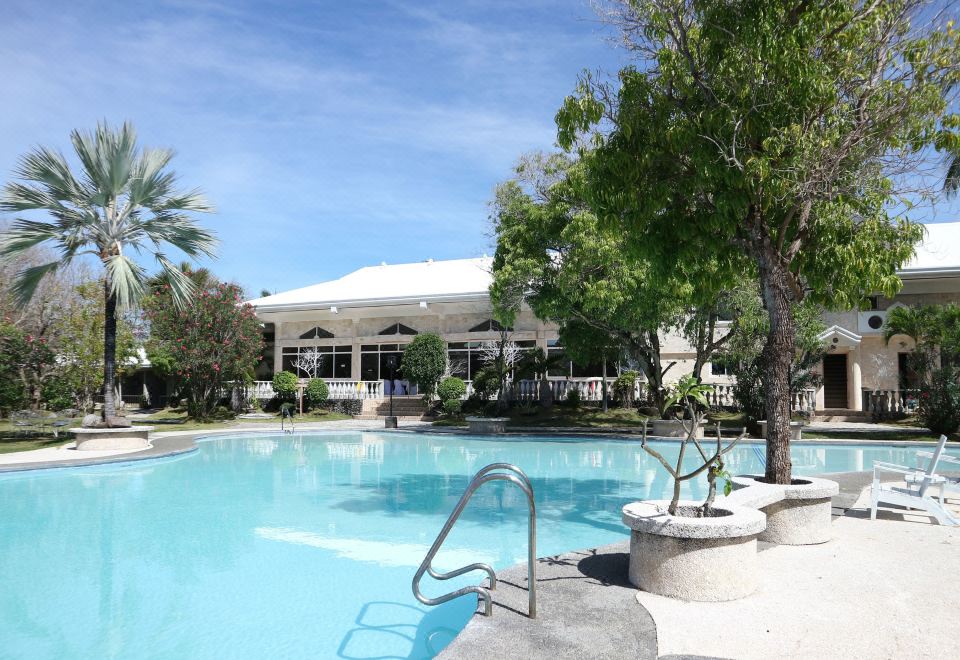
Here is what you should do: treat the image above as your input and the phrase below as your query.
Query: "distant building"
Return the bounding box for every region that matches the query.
[249,222,960,414]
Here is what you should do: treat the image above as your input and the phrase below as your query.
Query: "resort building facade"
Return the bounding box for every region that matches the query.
[248,222,960,414]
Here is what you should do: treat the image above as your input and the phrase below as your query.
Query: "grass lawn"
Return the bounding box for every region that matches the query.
[0,420,74,454]
[435,405,649,429]
[129,407,352,432]
[0,407,353,454]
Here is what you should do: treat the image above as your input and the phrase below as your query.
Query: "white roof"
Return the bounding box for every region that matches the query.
[904,221,960,275]
[249,257,494,311]
[250,222,959,312]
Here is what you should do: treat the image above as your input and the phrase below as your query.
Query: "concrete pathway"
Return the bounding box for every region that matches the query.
[640,490,960,659]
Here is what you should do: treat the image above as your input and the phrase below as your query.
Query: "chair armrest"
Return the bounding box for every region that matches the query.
[872,461,918,476]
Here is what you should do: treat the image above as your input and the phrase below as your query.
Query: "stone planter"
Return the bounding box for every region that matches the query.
[647,418,705,439]
[621,500,766,601]
[466,417,508,434]
[70,426,153,451]
[729,475,839,545]
[758,420,804,440]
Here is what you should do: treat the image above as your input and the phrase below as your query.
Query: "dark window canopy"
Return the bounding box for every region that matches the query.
[379,323,418,336]
[469,319,509,332]
[299,326,335,339]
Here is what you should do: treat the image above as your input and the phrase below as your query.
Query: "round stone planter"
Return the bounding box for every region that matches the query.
[621,500,766,601]
[70,426,153,451]
[758,420,804,440]
[648,419,705,438]
[731,475,839,545]
[466,417,508,434]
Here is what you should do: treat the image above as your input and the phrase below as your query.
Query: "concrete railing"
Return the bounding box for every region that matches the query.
[863,388,920,416]
[248,379,384,400]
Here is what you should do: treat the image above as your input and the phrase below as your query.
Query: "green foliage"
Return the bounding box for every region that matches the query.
[401,333,447,399]
[719,286,826,424]
[886,304,960,378]
[918,368,960,435]
[556,0,955,481]
[271,371,299,401]
[145,281,263,419]
[58,281,138,412]
[491,153,734,415]
[469,366,500,401]
[305,378,329,409]
[565,387,582,407]
[612,370,639,407]
[437,376,467,403]
[664,375,713,413]
[41,378,74,411]
[0,121,215,418]
[0,322,54,412]
[442,399,463,417]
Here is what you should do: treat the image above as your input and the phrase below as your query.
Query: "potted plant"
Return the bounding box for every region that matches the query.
[623,376,764,601]
[647,377,707,438]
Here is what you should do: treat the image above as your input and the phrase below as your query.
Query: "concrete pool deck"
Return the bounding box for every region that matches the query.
[441,471,960,659]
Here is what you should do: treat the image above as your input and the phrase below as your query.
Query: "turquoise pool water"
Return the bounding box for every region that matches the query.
[0,433,949,659]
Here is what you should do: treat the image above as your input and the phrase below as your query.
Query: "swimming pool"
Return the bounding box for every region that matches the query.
[0,432,948,659]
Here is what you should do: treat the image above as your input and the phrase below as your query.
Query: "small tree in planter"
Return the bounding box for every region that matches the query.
[639,375,746,516]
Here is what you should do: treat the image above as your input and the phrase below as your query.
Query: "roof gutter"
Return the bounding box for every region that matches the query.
[251,291,491,313]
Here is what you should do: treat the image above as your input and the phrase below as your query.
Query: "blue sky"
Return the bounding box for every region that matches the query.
[0,0,623,295]
[2,1,957,297]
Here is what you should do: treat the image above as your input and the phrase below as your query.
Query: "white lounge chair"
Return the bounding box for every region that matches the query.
[913,447,960,503]
[870,435,959,526]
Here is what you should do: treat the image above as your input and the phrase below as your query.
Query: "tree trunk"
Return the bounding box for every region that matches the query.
[601,357,608,412]
[759,258,795,484]
[103,277,118,423]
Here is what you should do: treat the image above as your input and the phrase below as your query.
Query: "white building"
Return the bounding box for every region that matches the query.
[248,222,960,414]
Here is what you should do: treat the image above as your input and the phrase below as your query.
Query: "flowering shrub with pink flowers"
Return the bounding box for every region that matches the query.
[144,282,263,419]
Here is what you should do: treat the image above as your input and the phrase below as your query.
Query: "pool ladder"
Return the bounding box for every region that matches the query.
[412,463,537,618]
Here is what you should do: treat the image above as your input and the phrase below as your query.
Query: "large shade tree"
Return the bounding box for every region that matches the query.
[557,0,959,482]
[491,152,735,415]
[0,122,216,423]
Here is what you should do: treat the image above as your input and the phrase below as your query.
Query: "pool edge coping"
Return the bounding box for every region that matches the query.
[0,424,952,474]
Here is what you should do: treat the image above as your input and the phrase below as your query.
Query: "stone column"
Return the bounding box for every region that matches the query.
[351,319,361,380]
[273,322,283,377]
[848,348,863,411]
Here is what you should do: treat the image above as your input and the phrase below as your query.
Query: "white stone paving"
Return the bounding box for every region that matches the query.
[637,488,960,659]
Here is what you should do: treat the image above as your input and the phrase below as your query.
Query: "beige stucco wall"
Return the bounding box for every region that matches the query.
[258,276,958,408]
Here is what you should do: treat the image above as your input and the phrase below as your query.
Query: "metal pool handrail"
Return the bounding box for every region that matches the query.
[412,462,537,618]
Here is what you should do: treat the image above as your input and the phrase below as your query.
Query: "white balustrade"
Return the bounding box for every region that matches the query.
[247,379,383,401]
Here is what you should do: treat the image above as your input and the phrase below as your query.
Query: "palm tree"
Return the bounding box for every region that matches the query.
[0,122,216,424]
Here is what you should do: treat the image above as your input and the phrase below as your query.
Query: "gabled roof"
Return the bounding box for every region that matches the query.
[818,325,862,347]
[249,257,494,312]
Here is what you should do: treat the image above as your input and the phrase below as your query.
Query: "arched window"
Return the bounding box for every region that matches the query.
[378,323,418,336]
[299,326,335,340]
[469,319,507,332]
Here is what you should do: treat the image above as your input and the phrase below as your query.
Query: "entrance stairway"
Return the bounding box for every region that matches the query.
[811,409,872,422]
[356,396,433,421]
